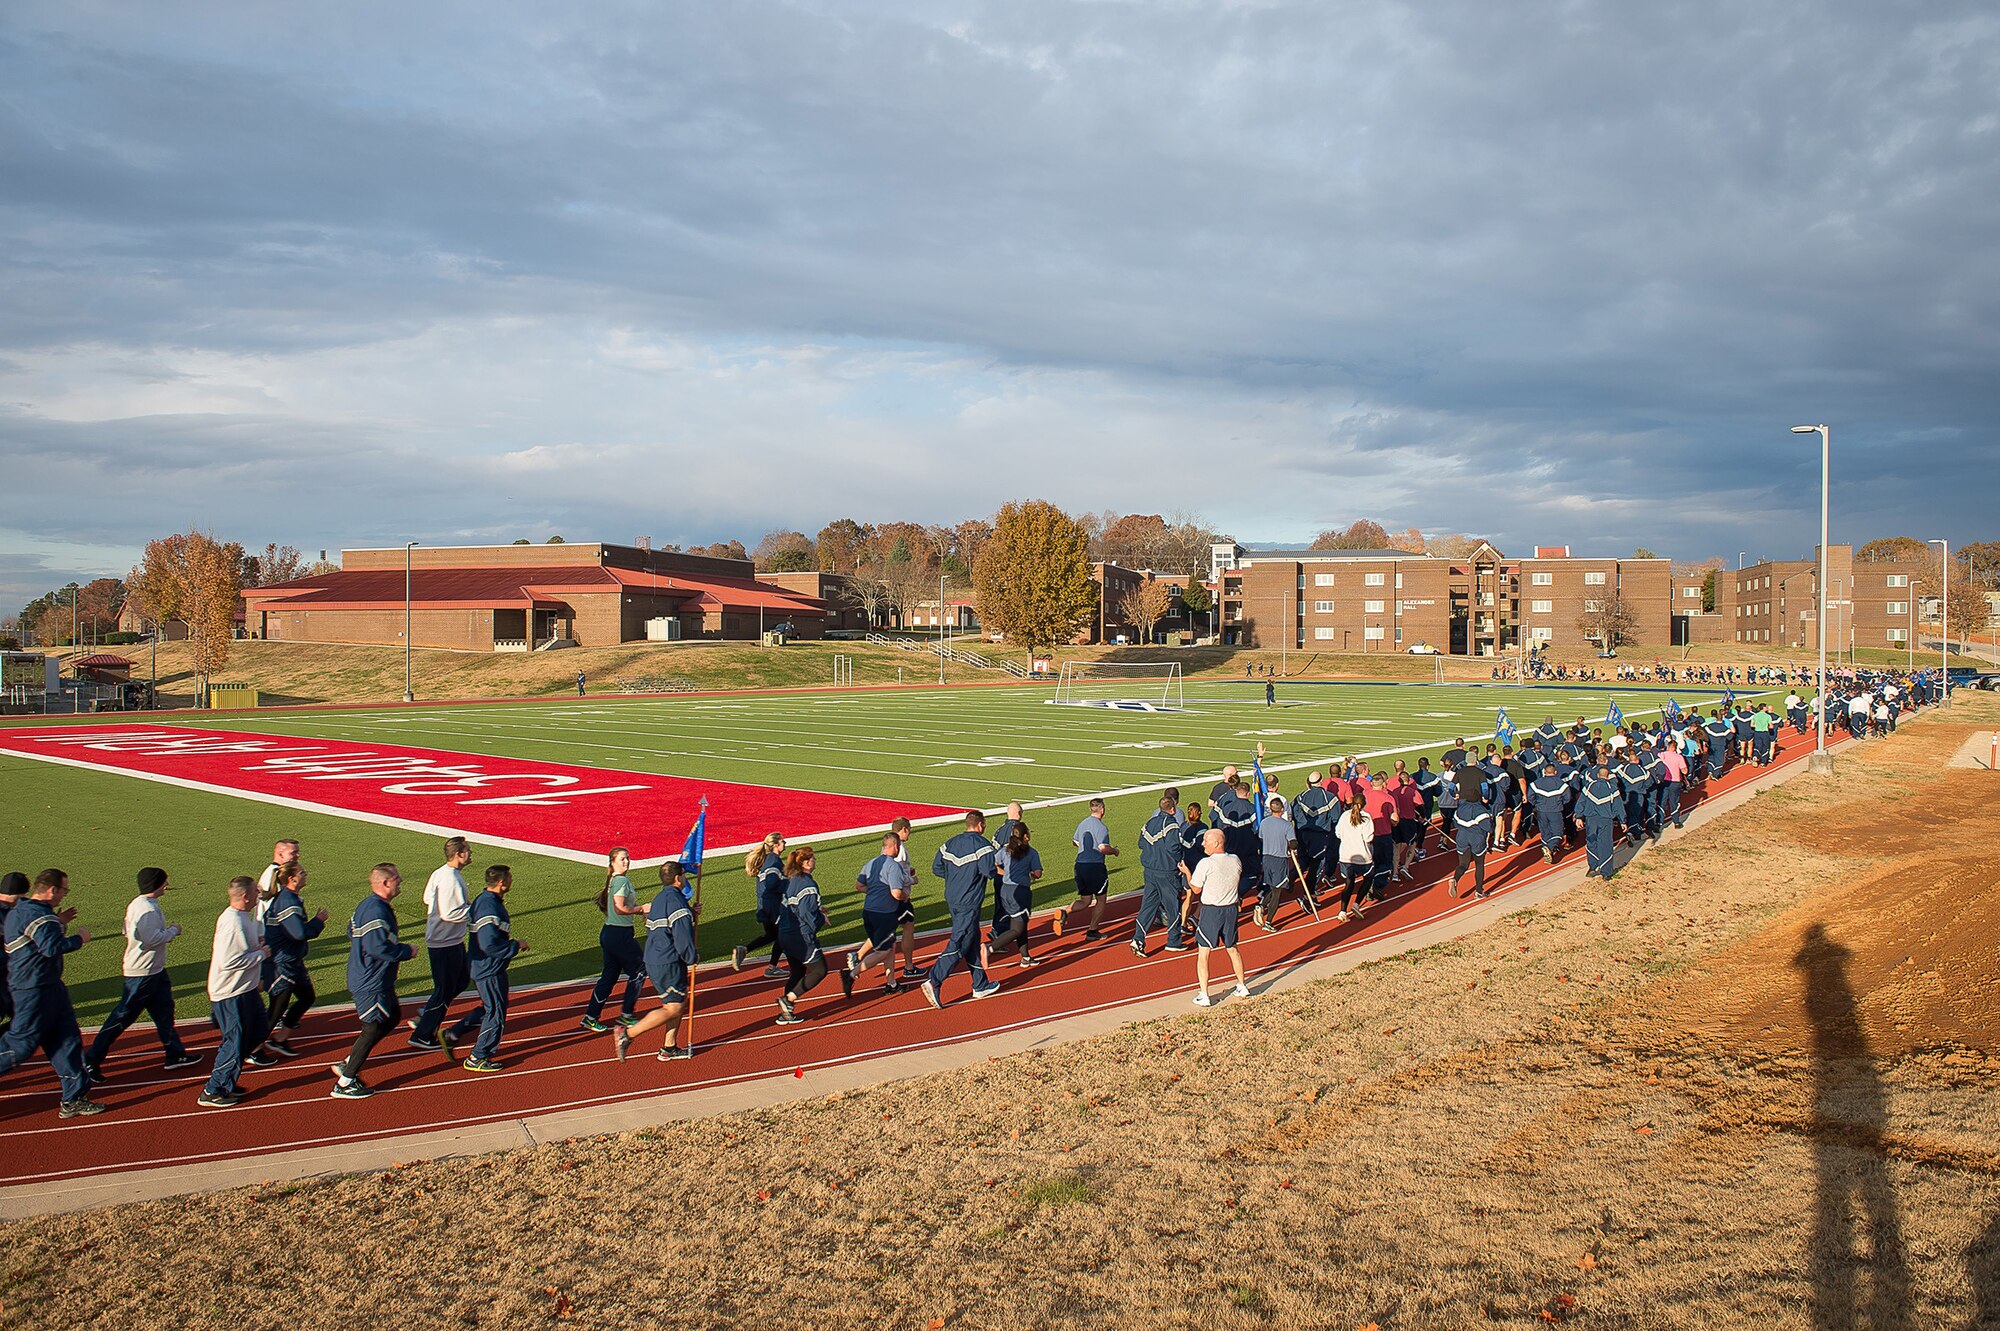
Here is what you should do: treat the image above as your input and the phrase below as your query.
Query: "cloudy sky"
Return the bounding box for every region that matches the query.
[3,1,1996,607]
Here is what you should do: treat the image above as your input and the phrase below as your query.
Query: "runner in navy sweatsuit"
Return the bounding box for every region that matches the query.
[330,864,414,1099]
[460,865,528,1071]
[0,870,102,1117]
[922,811,1000,1008]
[615,862,698,1061]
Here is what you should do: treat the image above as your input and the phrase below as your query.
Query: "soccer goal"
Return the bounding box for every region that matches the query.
[1049,661,1185,711]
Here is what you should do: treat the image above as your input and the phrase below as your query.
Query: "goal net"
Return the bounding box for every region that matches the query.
[1049,661,1185,711]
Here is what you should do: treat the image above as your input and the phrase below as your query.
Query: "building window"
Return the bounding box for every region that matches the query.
[1529,626,1553,641]
[1364,573,1386,587]
[1530,599,1552,614]
[1314,573,1335,586]
[1364,625,1386,641]
[1531,572,1553,586]
[1887,627,1906,643]
[1480,592,1495,607]
[1314,626,1335,640]
[1584,600,1603,613]
[1314,600,1333,613]
[1364,599,1385,613]
[1681,587,1700,598]
[1583,571,1607,586]
[1886,574,1908,588]
[1394,626,1404,643]
[1886,601,1906,616]
[1395,573,1404,589]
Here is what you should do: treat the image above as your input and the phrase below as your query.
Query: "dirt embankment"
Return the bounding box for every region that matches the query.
[3,702,1996,1330]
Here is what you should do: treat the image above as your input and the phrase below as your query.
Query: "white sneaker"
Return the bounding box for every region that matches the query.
[1192,993,1213,1007]
[1231,984,1251,998]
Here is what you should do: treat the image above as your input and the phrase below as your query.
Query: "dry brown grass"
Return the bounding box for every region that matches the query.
[4,701,1996,1330]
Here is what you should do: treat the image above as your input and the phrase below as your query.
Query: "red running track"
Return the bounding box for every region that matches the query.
[0,732,1843,1189]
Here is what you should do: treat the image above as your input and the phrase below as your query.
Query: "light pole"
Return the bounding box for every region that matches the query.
[1929,538,1950,706]
[1907,594,1914,671]
[1791,425,1833,772]
[938,572,947,684]
[404,541,418,702]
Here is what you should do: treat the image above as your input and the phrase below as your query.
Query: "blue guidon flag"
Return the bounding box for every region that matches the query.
[1495,707,1515,745]
[678,800,707,873]
[1722,688,1737,711]
[1252,756,1271,828]
[1665,697,1682,723]
[1606,699,1625,730]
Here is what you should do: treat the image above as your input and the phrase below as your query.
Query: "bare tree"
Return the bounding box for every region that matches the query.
[1120,577,1176,645]
[1576,596,1640,652]
[847,578,892,629]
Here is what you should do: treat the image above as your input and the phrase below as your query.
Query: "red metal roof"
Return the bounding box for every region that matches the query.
[71,653,134,668]
[243,564,824,616]
[244,566,621,609]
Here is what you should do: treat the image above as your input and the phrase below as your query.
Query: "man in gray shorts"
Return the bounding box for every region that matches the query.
[1189,829,1251,1007]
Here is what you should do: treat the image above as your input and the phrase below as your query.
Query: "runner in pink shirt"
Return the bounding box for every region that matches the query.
[1654,741,1689,830]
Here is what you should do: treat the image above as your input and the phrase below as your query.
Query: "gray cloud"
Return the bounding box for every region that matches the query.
[1,0,1996,608]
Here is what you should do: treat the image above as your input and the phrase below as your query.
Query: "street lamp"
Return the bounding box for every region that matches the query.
[939,571,947,685]
[1929,538,1950,706]
[404,541,418,702]
[1791,425,1833,772]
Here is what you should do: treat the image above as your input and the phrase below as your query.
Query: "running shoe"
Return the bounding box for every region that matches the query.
[82,1061,106,1085]
[839,968,856,999]
[761,965,787,980]
[1052,908,1068,938]
[921,978,942,1009]
[970,983,1000,1000]
[1231,983,1251,998]
[437,1033,457,1063]
[774,1011,807,1026]
[777,992,796,1020]
[616,1014,640,1028]
[1192,993,1213,1007]
[162,1052,202,1072]
[1018,954,1040,967]
[883,979,905,994]
[462,1057,503,1073]
[1164,942,1192,953]
[195,1091,242,1110]
[329,1079,374,1099]
[731,945,748,971]
[1083,929,1105,942]
[578,1016,610,1033]
[657,1045,693,1061]
[59,1098,108,1118]
[406,1033,442,1051]
[263,1040,301,1061]
[613,1027,631,1062]
[245,1049,280,1067]
[1129,943,1147,958]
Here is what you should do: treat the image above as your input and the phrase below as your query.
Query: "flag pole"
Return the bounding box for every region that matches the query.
[682,795,709,1052]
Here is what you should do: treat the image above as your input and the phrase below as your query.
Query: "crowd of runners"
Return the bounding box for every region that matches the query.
[0,667,1951,1119]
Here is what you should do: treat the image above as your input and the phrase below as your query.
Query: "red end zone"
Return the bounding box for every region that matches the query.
[0,724,960,862]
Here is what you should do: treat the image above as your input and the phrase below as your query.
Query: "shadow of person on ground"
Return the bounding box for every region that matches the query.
[1963,1213,2000,1330]
[1793,921,1912,1331]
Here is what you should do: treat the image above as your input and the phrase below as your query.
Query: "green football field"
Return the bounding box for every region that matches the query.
[0,678,1773,1024]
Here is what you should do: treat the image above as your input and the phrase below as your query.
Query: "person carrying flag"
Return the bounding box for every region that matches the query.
[614,861,697,1061]
[1253,795,1294,933]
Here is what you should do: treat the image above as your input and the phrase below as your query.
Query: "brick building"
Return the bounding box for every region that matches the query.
[1728,545,1927,653]
[243,543,827,652]
[1209,540,1673,654]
